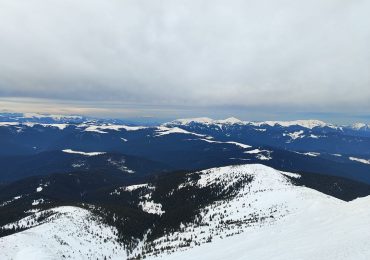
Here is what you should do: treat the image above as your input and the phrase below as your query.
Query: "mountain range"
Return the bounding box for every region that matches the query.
[0,113,370,259]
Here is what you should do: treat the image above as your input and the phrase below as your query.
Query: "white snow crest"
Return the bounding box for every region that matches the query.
[155,126,205,137]
[349,157,370,165]
[62,149,106,156]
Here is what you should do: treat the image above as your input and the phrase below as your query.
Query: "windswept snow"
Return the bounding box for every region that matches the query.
[143,164,370,260]
[2,164,370,259]
[0,206,125,260]
[62,149,106,156]
[154,194,370,260]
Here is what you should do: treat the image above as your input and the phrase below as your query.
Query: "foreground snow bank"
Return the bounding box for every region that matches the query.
[0,206,126,260]
[146,165,370,260]
[1,164,370,260]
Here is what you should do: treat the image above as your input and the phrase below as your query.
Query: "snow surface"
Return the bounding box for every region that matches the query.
[244,149,262,154]
[2,164,370,260]
[62,149,106,156]
[139,201,165,215]
[349,157,370,165]
[0,122,20,127]
[144,164,370,260]
[110,184,151,195]
[153,194,370,260]
[0,206,125,260]
[350,123,369,130]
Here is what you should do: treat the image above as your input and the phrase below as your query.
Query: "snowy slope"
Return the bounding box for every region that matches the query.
[142,165,370,260]
[0,206,126,260]
[154,195,370,260]
[1,165,370,260]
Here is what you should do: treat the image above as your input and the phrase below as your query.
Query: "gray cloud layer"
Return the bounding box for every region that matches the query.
[0,0,369,115]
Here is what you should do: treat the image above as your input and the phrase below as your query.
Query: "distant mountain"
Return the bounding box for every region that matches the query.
[0,115,370,183]
[0,112,87,124]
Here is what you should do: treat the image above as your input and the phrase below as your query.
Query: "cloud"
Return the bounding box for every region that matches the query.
[0,0,369,114]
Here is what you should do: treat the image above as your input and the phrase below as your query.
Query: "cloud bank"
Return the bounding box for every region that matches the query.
[0,0,369,116]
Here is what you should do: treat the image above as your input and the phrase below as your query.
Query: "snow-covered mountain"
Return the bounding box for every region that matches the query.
[1,114,370,183]
[1,164,370,259]
[0,112,86,124]
[165,117,336,129]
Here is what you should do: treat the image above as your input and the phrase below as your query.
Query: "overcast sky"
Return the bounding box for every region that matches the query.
[0,0,369,122]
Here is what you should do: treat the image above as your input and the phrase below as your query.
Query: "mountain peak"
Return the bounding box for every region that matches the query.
[250,119,333,129]
[351,122,369,130]
[216,117,244,124]
[166,117,245,126]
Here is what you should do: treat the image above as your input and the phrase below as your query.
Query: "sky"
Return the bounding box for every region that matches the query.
[0,0,369,123]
